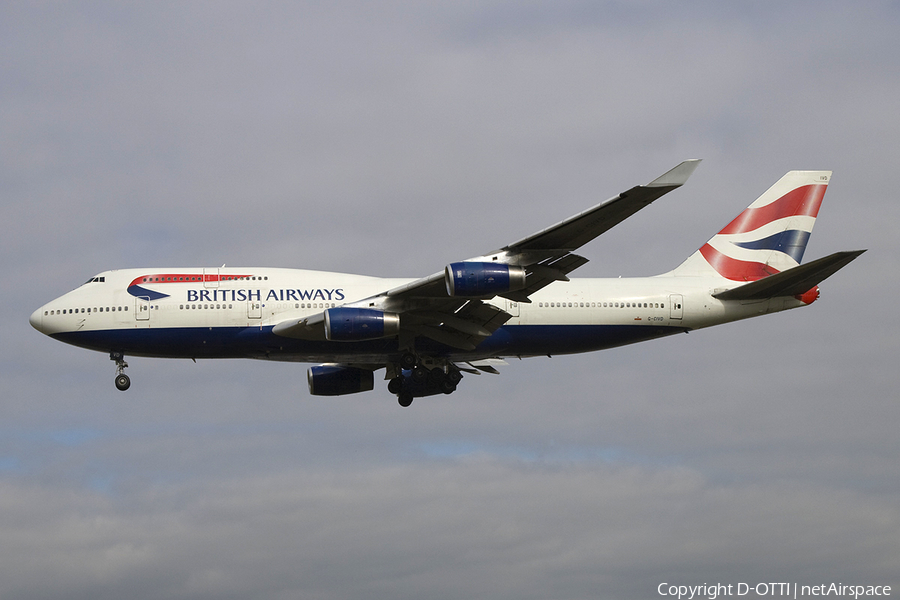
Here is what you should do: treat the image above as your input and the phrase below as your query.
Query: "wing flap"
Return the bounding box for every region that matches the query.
[517,254,590,299]
[455,358,509,375]
[404,301,512,349]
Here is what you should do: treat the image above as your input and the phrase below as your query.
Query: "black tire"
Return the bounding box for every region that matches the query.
[388,377,403,395]
[428,367,446,383]
[446,369,463,385]
[399,352,417,369]
[411,366,428,382]
[115,374,131,391]
[398,392,413,407]
[440,380,457,395]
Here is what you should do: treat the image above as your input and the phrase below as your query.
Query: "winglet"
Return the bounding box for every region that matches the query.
[647,159,702,188]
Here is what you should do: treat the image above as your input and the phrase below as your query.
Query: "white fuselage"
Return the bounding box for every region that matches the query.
[30,267,806,363]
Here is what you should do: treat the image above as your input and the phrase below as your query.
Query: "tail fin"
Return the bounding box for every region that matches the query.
[669,170,831,280]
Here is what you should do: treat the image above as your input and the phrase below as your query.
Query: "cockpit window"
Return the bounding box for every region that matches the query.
[84,276,106,284]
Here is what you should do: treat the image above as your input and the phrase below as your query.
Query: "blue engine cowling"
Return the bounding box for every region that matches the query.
[308,365,375,396]
[324,307,401,341]
[444,262,527,297]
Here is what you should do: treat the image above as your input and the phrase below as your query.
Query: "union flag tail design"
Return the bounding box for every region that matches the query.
[669,170,831,281]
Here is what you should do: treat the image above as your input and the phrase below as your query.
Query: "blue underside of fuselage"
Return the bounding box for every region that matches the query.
[51,324,688,362]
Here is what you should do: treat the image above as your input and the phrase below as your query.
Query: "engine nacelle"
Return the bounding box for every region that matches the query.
[444,262,527,297]
[308,365,375,396]
[324,307,401,341]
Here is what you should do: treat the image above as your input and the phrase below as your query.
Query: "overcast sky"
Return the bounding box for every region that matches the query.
[2,2,898,599]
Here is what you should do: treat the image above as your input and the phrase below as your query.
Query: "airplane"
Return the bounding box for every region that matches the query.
[29,160,865,406]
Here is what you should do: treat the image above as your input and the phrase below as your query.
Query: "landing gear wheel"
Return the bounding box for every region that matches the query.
[398,392,413,407]
[115,373,131,391]
[428,367,446,384]
[110,351,130,391]
[388,377,403,395]
[446,369,463,385]
[411,366,428,383]
[399,352,417,370]
[440,380,457,395]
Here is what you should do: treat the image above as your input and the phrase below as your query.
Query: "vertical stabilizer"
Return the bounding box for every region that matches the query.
[667,170,831,280]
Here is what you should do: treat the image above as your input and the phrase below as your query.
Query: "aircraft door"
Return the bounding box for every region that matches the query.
[669,294,683,320]
[248,301,262,319]
[136,296,150,321]
[203,267,219,289]
[506,300,520,317]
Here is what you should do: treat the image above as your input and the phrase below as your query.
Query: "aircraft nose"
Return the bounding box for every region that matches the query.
[29,307,43,333]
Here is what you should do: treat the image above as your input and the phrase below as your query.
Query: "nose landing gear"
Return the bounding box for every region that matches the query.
[110,351,130,391]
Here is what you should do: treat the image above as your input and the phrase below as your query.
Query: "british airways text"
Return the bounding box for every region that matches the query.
[187,289,345,302]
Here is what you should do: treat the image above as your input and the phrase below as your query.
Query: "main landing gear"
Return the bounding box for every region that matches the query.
[389,352,463,407]
[110,351,130,391]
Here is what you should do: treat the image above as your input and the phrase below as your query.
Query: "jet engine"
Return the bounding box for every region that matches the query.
[444,262,526,297]
[307,365,375,396]
[324,307,401,341]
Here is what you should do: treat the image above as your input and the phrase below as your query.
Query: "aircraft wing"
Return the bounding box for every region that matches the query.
[382,158,701,302]
[500,158,702,252]
[274,160,700,351]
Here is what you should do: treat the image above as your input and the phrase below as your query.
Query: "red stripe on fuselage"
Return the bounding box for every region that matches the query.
[717,184,826,235]
[700,244,780,281]
[127,274,254,288]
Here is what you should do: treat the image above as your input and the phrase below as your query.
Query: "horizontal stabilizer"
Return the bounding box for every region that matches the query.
[713,250,866,301]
